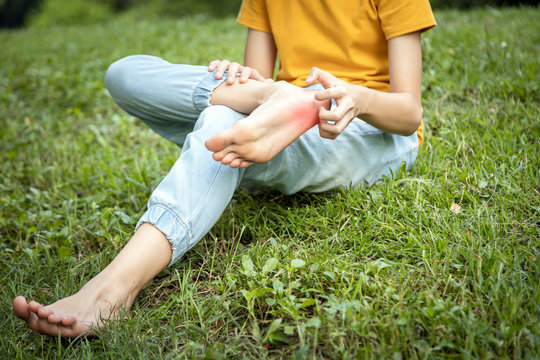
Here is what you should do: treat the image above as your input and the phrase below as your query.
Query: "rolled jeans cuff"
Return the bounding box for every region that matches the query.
[136,204,191,266]
[192,70,228,112]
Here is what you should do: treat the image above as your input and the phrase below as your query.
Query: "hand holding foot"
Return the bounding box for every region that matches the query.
[205,82,331,168]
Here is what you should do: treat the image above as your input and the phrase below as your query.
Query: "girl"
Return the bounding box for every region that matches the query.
[13,0,436,337]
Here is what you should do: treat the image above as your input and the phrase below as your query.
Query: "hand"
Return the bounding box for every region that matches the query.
[305,67,366,139]
[208,59,266,85]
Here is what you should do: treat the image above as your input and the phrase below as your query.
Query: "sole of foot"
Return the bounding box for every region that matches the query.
[205,82,330,167]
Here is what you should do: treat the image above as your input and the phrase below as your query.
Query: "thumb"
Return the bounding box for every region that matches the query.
[305,67,338,89]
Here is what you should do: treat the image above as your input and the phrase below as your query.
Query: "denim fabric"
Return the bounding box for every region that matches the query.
[105,55,419,265]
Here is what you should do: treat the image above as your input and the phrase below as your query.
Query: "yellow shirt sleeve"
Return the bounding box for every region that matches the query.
[377,0,437,40]
[237,0,271,33]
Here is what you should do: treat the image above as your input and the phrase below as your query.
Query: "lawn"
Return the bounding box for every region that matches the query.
[1,6,539,359]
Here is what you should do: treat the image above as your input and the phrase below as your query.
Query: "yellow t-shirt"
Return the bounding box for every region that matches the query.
[237,0,436,145]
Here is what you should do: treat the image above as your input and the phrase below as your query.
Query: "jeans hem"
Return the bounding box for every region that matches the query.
[192,70,227,112]
[135,204,191,266]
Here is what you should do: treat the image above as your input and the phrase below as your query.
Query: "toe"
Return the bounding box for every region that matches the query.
[239,160,253,168]
[28,300,43,314]
[229,157,246,168]
[33,318,63,337]
[205,130,233,152]
[47,313,64,324]
[13,296,30,320]
[61,316,78,326]
[37,316,91,338]
[212,144,238,163]
[221,152,239,166]
[212,149,227,162]
[37,306,53,319]
[71,322,94,338]
[26,311,45,332]
[14,296,98,338]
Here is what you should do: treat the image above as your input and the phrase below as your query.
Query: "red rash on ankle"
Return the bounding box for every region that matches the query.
[289,101,320,132]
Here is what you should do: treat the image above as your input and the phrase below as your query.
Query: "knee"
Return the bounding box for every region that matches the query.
[196,105,244,132]
[105,55,147,104]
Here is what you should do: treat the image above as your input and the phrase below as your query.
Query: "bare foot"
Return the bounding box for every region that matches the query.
[12,224,171,338]
[13,278,131,338]
[205,82,331,168]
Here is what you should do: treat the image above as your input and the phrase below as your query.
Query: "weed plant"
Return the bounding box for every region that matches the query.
[1,7,539,359]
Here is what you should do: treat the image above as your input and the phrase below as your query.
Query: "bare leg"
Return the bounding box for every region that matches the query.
[13,223,171,338]
[206,81,331,167]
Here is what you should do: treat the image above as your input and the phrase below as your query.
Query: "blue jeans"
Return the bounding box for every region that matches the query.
[105,55,419,265]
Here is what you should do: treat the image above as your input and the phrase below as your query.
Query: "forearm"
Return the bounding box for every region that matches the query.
[356,31,423,136]
[359,87,422,136]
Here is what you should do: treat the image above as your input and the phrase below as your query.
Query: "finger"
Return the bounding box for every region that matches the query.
[317,119,340,139]
[314,87,346,101]
[319,112,355,137]
[227,62,242,84]
[305,67,339,89]
[319,108,340,123]
[250,69,266,82]
[334,115,355,134]
[318,102,350,122]
[318,125,338,140]
[319,104,354,122]
[215,60,230,79]
[319,120,348,137]
[239,67,252,83]
[208,60,221,71]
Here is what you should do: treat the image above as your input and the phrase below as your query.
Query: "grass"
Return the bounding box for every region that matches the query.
[1,6,539,359]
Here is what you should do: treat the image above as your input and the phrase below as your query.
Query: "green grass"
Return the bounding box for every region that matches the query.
[1,6,539,359]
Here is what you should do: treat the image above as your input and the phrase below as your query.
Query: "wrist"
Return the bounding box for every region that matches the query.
[353,85,373,118]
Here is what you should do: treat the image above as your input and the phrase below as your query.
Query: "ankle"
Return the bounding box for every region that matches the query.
[83,271,138,308]
[256,80,286,106]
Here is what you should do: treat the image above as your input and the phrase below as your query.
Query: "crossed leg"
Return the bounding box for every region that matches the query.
[206,81,331,168]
